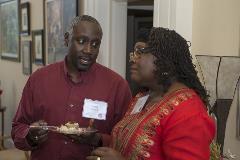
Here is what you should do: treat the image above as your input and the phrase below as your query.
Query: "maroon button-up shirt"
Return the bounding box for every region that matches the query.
[12,61,132,160]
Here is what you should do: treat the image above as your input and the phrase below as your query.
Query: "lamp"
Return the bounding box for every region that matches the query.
[196,55,240,154]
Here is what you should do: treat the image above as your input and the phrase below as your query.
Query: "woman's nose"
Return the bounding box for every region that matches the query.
[129,52,138,63]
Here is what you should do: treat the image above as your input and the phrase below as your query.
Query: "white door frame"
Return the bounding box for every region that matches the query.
[82,0,193,78]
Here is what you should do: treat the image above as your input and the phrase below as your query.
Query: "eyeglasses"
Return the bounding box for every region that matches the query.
[129,47,152,62]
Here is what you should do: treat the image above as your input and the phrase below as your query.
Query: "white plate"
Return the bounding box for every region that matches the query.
[57,127,98,135]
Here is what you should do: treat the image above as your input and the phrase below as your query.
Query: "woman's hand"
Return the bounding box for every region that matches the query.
[86,147,125,160]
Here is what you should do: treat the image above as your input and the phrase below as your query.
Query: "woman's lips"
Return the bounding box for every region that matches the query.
[130,66,138,74]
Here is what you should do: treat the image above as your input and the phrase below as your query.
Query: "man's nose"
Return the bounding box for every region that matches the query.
[83,43,91,53]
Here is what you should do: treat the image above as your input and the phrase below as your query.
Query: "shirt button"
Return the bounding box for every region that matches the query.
[64,141,68,145]
[69,104,74,108]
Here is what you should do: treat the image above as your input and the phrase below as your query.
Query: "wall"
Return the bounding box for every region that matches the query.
[192,0,240,157]
[153,0,193,42]
[192,0,240,56]
[0,0,45,146]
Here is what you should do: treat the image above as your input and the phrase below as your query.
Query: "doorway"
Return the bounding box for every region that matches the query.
[126,0,154,95]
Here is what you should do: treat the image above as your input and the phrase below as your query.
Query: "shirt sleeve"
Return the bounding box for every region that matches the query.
[161,104,215,160]
[11,76,36,151]
[102,79,132,146]
[113,79,132,120]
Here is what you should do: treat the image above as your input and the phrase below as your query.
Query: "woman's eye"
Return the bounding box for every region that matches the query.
[135,48,144,55]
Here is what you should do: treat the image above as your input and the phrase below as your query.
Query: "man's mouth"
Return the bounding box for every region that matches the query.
[78,57,91,65]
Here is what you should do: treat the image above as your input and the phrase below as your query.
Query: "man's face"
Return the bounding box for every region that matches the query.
[66,21,102,71]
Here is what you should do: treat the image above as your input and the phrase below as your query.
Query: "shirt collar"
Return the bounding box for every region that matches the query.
[63,57,97,84]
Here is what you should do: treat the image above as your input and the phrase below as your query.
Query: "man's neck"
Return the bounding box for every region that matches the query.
[66,59,84,83]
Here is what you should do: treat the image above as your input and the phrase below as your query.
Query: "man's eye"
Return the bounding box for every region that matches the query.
[77,39,84,44]
[91,41,99,48]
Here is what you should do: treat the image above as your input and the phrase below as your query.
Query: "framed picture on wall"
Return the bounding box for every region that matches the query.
[44,0,78,64]
[32,30,44,65]
[22,41,32,75]
[20,2,30,35]
[0,0,20,61]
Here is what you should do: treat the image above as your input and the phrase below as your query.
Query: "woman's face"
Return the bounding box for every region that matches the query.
[130,42,157,86]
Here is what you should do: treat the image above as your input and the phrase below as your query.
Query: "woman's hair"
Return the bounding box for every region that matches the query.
[139,27,209,105]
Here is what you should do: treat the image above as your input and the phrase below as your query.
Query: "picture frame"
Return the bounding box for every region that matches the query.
[44,0,78,64]
[20,2,30,35]
[21,41,32,75]
[32,30,45,65]
[0,0,20,61]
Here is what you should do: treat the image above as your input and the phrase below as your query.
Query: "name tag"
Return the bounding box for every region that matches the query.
[82,98,108,120]
[131,95,149,115]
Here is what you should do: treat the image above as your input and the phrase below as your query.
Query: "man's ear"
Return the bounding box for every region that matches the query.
[64,32,69,47]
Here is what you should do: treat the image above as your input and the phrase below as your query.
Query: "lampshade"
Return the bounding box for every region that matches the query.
[196,55,240,154]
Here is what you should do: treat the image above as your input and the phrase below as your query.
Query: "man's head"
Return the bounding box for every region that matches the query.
[64,15,103,72]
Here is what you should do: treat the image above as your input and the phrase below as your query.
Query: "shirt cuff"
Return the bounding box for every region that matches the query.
[24,128,38,150]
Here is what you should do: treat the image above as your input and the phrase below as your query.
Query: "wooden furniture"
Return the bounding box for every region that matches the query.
[0,136,30,160]
[0,106,6,149]
[0,148,28,160]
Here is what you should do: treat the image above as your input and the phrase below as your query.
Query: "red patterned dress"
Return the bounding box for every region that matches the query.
[111,88,215,160]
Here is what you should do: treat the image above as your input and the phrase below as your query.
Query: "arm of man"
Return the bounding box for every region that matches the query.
[11,77,43,151]
[102,79,132,146]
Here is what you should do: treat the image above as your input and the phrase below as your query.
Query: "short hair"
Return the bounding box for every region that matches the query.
[146,27,209,105]
[67,15,103,38]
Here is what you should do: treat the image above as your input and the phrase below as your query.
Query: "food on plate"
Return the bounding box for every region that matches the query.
[57,122,84,134]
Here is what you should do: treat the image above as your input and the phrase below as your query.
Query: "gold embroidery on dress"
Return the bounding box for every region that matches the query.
[112,90,194,159]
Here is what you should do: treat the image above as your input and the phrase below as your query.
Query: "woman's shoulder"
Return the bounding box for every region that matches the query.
[161,88,214,127]
[173,88,208,114]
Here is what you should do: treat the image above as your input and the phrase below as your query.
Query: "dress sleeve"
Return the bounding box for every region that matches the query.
[161,102,215,160]
[11,76,36,151]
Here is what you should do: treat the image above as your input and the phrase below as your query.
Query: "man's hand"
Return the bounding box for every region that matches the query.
[67,132,102,147]
[26,120,48,146]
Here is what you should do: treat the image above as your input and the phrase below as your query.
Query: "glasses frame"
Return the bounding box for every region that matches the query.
[129,47,152,62]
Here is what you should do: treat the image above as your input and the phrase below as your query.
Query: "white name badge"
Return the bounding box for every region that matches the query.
[131,95,149,115]
[82,98,108,120]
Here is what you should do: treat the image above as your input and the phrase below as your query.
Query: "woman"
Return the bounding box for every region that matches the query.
[87,27,215,160]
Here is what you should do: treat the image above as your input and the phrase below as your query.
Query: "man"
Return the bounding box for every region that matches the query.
[12,15,132,160]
